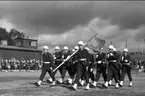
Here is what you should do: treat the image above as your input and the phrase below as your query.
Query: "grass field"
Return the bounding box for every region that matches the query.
[0,70,145,96]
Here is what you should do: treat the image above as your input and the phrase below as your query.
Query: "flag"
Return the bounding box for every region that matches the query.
[87,35,105,53]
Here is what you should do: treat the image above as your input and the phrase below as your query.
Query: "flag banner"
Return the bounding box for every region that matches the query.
[88,36,105,53]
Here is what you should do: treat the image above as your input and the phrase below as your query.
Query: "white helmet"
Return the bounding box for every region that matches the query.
[55,46,60,50]
[109,45,114,49]
[78,41,84,45]
[72,49,75,52]
[85,47,89,51]
[43,45,48,50]
[74,46,79,50]
[113,47,117,51]
[64,46,68,50]
[123,48,128,52]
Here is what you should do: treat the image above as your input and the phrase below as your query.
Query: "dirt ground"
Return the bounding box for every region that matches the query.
[0,70,145,96]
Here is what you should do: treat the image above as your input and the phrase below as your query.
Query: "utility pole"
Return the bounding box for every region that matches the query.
[141,38,144,54]
[126,40,128,48]
[37,29,39,48]
[110,41,112,45]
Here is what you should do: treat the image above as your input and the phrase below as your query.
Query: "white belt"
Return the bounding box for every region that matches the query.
[44,62,50,64]
[109,60,116,62]
[97,61,102,64]
[79,59,86,61]
[124,63,130,65]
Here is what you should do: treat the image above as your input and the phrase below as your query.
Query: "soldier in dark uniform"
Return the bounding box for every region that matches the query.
[72,41,90,90]
[108,47,122,86]
[57,46,71,84]
[119,48,133,87]
[92,48,107,87]
[103,45,119,89]
[84,47,95,85]
[68,46,79,84]
[48,46,62,85]
[35,45,55,86]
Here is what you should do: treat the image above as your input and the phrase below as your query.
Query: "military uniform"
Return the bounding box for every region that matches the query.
[73,48,90,88]
[60,50,71,82]
[120,53,132,87]
[88,53,95,82]
[103,50,119,88]
[38,52,54,82]
[70,53,78,79]
[95,52,107,83]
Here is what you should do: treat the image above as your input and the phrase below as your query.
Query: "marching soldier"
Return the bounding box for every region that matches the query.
[103,45,120,89]
[119,48,133,87]
[50,46,62,85]
[67,46,79,85]
[108,47,122,86]
[85,47,95,86]
[92,47,107,87]
[35,45,55,86]
[57,46,71,84]
[71,41,90,90]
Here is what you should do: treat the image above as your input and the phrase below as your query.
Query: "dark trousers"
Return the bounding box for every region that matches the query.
[69,63,77,79]
[39,69,54,81]
[96,64,107,82]
[53,61,63,79]
[120,65,132,81]
[88,64,95,81]
[109,62,122,81]
[74,61,89,84]
[107,62,119,83]
[60,62,75,79]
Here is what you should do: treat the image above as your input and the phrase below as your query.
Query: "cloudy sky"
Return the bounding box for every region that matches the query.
[0,1,145,52]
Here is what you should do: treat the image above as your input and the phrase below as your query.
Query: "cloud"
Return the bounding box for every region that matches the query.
[1,1,145,35]
[38,17,145,52]
[0,19,13,32]
[0,1,145,52]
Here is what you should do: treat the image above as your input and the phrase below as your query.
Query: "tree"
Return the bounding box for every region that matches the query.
[9,29,25,39]
[0,27,15,46]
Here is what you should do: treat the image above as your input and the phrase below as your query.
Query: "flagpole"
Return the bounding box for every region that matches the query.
[53,33,98,72]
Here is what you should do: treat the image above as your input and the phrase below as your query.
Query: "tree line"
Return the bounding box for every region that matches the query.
[0,27,27,46]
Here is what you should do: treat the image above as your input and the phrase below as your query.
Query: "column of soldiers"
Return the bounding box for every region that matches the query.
[35,40,133,90]
[0,59,42,72]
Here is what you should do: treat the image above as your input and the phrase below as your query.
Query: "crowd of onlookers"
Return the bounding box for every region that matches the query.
[0,58,43,72]
[133,59,145,73]
[0,58,145,73]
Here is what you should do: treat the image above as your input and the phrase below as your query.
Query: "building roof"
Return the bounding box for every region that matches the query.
[0,45,41,52]
[15,37,37,41]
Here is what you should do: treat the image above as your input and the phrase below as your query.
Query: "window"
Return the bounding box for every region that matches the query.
[30,41,37,46]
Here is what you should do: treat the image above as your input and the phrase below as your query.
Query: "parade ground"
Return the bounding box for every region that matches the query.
[0,70,145,96]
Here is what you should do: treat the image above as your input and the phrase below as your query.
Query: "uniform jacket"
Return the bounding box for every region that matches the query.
[42,52,54,70]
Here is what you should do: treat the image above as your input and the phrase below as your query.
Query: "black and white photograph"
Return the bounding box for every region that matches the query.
[0,1,145,96]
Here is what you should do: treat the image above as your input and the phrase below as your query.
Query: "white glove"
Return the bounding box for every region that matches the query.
[125,60,128,62]
[110,53,113,56]
[90,68,93,72]
[98,61,102,64]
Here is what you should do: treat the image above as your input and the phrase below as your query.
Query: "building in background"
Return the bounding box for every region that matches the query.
[15,37,38,49]
[0,37,41,60]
